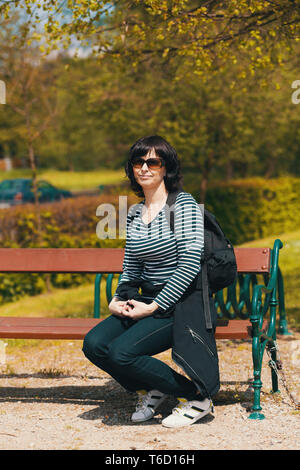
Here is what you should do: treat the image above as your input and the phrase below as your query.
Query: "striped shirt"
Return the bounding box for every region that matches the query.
[114,191,204,311]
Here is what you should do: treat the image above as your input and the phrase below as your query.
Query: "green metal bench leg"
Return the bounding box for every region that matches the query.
[249,379,264,420]
[249,333,265,420]
[249,287,266,420]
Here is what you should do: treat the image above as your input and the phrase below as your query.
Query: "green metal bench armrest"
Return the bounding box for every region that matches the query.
[247,239,283,420]
[258,239,282,295]
[250,238,283,325]
[277,267,291,335]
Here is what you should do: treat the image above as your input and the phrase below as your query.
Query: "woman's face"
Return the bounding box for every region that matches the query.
[132,148,166,191]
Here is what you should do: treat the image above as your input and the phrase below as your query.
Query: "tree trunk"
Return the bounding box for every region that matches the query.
[264,156,276,178]
[226,160,234,180]
[28,142,42,244]
[200,174,208,203]
[28,143,52,292]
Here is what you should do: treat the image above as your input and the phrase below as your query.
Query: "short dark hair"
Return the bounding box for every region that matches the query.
[125,135,183,198]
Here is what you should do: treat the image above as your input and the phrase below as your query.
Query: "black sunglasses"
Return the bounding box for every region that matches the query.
[131,157,165,170]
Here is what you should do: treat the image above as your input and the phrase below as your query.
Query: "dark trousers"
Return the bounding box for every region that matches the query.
[82,314,199,400]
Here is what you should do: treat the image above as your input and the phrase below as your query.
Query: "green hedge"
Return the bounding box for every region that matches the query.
[0,195,128,303]
[191,177,300,245]
[0,193,138,244]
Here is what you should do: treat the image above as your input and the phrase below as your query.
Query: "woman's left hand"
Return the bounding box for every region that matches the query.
[121,299,158,320]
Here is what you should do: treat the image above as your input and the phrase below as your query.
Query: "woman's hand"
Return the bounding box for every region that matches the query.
[108,297,128,317]
[121,299,158,320]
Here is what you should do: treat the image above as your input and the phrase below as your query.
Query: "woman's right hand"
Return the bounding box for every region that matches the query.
[108,297,129,317]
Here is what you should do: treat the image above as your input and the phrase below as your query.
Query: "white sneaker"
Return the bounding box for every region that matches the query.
[131,389,168,423]
[161,397,213,428]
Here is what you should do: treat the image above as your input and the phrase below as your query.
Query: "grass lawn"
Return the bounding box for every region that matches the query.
[0,275,120,320]
[0,276,120,349]
[0,168,126,191]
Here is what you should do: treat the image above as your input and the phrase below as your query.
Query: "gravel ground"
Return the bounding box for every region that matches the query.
[0,331,299,451]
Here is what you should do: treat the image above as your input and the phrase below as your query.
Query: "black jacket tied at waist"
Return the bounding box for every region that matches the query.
[114,279,175,318]
[114,275,220,399]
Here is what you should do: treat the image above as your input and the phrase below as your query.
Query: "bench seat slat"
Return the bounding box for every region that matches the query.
[0,317,100,340]
[215,319,267,339]
[0,317,267,340]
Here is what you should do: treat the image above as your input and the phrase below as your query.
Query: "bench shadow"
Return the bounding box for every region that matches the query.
[0,376,252,426]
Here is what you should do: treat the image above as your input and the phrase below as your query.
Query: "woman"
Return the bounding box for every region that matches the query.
[83,135,219,428]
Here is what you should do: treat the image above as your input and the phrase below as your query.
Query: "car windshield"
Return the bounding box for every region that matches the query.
[0,180,25,190]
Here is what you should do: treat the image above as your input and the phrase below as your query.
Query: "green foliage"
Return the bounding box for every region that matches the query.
[2,14,300,182]
[6,0,300,81]
[196,177,300,245]
[0,272,46,304]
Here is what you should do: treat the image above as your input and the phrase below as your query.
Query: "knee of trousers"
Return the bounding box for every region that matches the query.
[107,342,136,367]
[82,330,109,361]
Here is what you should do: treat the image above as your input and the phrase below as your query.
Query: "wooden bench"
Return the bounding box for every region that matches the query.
[0,239,289,419]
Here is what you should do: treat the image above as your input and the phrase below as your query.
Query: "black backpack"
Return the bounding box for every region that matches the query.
[166,190,237,329]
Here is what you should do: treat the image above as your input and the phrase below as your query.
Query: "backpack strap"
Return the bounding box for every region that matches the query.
[201,263,212,329]
[165,189,182,232]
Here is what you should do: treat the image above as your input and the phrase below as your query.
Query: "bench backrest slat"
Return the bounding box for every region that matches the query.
[0,248,124,273]
[0,247,271,274]
[233,247,271,273]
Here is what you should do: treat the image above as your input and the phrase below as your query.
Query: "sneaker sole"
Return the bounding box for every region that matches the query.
[131,413,155,423]
[131,395,168,423]
[161,406,212,428]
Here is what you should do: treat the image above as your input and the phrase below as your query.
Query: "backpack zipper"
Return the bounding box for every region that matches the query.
[186,326,216,358]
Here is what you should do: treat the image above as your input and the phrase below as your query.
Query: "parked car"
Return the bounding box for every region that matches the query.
[0,178,73,207]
